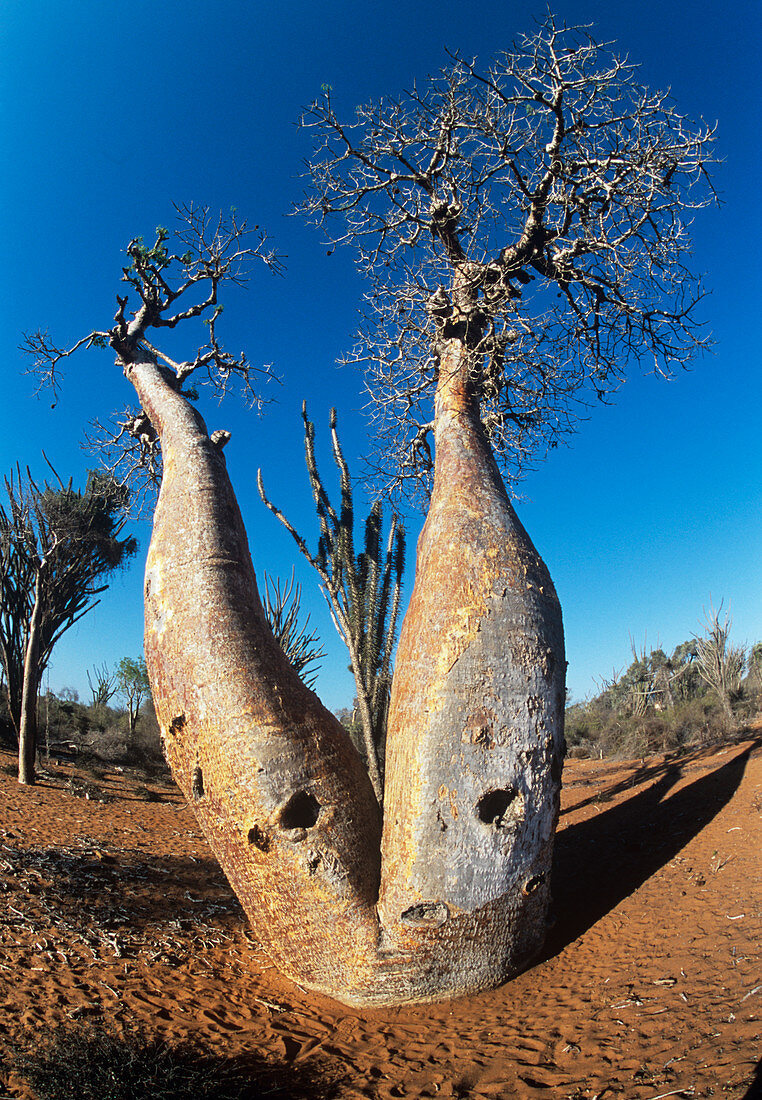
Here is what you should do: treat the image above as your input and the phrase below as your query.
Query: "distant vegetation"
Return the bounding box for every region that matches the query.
[1,608,757,776]
[0,662,164,776]
[566,607,761,759]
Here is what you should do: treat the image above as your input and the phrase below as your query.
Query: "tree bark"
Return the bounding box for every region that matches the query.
[126,359,385,999]
[127,352,565,1006]
[378,339,566,998]
[18,570,43,785]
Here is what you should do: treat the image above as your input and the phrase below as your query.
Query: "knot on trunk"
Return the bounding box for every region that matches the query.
[211,430,231,450]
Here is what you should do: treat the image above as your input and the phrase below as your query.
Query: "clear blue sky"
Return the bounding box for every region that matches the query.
[1,0,760,710]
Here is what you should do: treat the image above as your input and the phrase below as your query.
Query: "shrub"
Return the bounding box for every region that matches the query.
[564,689,742,760]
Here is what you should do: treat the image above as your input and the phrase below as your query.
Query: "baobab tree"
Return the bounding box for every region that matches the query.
[25,16,716,1005]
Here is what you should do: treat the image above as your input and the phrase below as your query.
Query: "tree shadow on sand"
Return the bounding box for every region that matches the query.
[546,739,758,956]
[0,845,245,945]
[741,1057,762,1099]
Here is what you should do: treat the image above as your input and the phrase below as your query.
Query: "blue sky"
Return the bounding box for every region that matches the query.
[1,0,760,710]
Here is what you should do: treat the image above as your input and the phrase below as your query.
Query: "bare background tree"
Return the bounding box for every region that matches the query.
[695,603,746,726]
[299,14,717,501]
[87,662,117,710]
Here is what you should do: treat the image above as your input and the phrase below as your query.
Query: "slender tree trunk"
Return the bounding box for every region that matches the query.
[378,339,566,999]
[126,351,565,1006]
[718,688,735,728]
[347,646,383,803]
[18,571,43,785]
[127,698,138,737]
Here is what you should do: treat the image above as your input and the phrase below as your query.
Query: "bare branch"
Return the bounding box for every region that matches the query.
[298,14,718,501]
[23,204,283,503]
[83,410,162,519]
[20,330,110,407]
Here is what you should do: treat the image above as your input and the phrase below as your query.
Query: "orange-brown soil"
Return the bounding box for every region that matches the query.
[0,736,759,1098]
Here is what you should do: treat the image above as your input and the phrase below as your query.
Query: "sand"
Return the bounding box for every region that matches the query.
[0,735,759,1098]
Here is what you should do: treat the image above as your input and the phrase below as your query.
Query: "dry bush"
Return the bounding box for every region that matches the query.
[11,1020,340,1100]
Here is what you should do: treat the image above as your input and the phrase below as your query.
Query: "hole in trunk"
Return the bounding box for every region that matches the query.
[523,872,546,896]
[279,790,320,830]
[247,824,270,852]
[400,901,449,928]
[476,786,520,827]
[169,714,185,735]
[191,766,204,801]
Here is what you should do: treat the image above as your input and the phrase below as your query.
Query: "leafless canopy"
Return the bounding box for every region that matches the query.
[695,602,746,722]
[22,204,283,513]
[298,14,718,501]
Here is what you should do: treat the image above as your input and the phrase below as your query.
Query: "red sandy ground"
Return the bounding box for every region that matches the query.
[0,735,759,1099]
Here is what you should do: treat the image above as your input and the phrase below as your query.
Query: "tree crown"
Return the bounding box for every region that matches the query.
[299,14,718,500]
[23,205,283,514]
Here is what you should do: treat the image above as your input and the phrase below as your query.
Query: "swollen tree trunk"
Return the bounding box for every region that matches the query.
[378,340,566,998]
[18,569,43,786]
[127,351,565,1006]
[127,359,384,999]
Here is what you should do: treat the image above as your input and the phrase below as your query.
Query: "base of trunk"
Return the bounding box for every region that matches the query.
[274,875,551,1006]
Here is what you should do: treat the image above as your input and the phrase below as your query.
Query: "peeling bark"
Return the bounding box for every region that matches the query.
[127,352,565,1006]
[378,340,566,998]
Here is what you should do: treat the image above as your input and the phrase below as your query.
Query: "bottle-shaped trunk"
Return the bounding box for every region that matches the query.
[128,351,564,1007]
[378,341,566,1000]
[127,360,383,999]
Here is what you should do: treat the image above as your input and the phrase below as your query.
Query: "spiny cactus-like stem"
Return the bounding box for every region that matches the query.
[258,405,405,806]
